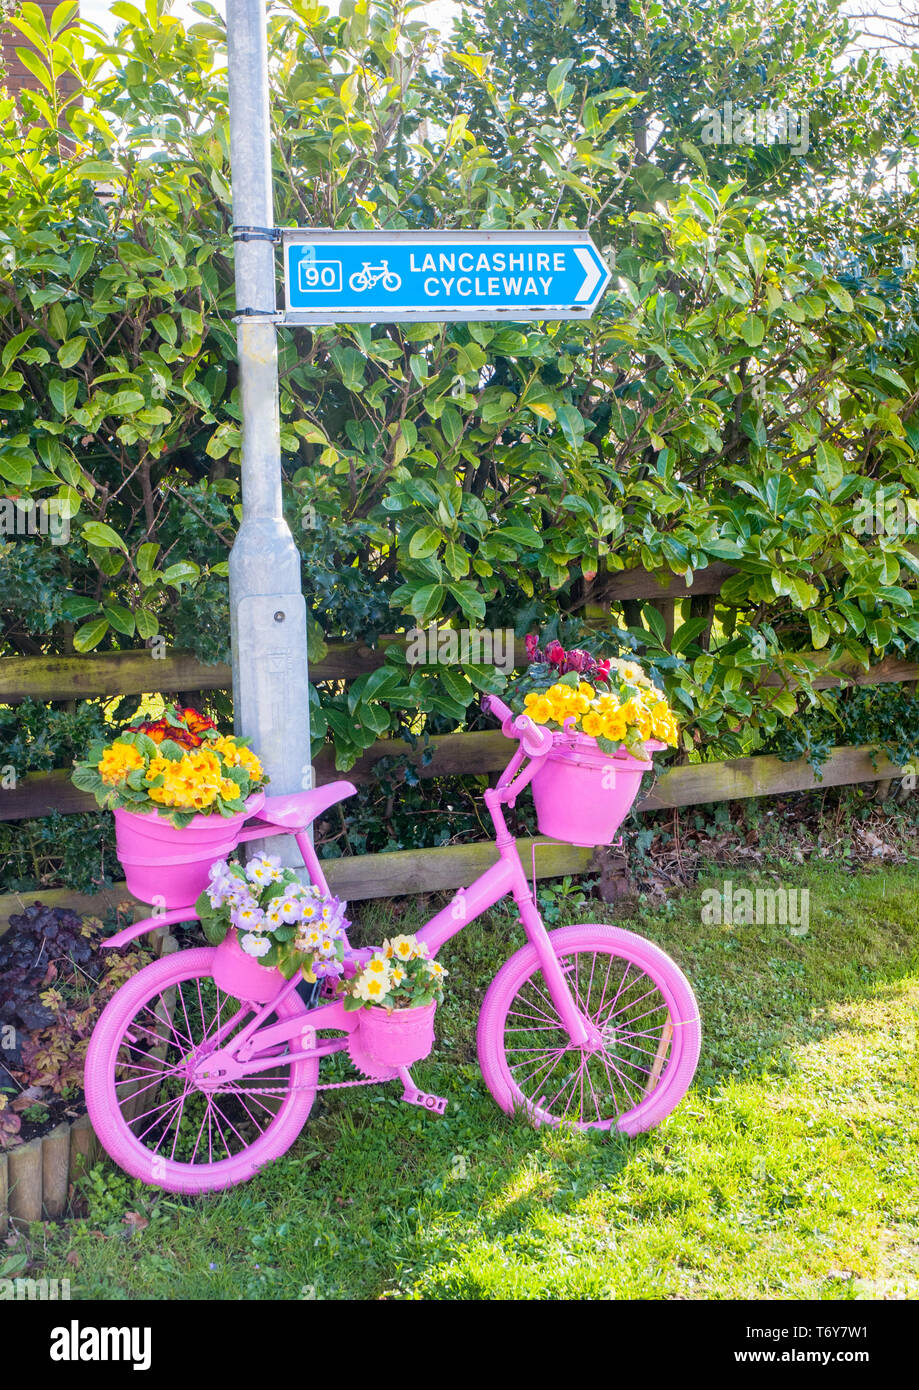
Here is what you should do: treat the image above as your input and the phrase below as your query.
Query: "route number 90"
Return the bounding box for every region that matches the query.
[297,258,343,293]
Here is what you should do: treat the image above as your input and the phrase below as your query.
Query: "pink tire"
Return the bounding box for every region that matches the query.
[477,925,700,1135]
[85,948,317,1194]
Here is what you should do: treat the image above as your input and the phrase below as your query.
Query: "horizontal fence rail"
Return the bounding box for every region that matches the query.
[2,642,917,708]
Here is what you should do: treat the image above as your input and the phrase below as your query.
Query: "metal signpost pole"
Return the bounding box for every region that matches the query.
[226,0,311,863]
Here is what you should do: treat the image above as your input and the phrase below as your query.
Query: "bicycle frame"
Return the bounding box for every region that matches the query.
[147,737,594,1090]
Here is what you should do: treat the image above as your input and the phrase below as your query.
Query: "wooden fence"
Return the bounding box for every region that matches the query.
[1,563,915,909]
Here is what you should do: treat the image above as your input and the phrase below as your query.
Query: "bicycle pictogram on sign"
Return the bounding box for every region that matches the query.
[348,260,402,293]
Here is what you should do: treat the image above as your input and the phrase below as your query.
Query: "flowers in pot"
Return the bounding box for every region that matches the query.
[503,636,680,847]
[196,855,350,983]
[342,934,447,1011]
[342,935,447,1069]
[509,635,679,759]
[72,703,268,828]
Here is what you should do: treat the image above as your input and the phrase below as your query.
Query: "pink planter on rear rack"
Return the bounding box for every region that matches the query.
[531,733,665,847]
[357,1002,437,1068]
[114,790,266,908]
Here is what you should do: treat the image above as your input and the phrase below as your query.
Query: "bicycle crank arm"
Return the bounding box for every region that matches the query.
[398,1067,447,1116]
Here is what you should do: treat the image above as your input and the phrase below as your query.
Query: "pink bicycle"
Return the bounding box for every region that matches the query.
[86,697,701,1194]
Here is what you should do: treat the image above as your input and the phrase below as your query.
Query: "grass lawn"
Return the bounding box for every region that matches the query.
[22,861,919,1300]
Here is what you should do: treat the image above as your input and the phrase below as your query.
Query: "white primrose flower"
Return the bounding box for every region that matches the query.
[245,854,283,886]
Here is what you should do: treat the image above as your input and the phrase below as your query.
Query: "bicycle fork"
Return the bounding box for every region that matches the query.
[513,888,593,1050]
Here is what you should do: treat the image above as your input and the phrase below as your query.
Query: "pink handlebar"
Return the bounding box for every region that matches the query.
[483,694,553,757]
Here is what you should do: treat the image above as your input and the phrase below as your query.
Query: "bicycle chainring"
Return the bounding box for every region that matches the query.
[346,1032,399,1082]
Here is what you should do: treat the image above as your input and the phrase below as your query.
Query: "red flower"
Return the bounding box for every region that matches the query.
[525,633,540,661]
[545,640,565,667]
[173,705,216,734]
[557,647,593,674]
[126,719,202,749]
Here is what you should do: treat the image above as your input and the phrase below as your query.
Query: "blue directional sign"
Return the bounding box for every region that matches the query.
[281,229,611,323]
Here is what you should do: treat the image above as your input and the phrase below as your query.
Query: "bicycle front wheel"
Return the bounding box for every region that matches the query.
[86,948,317,1194]
[477,925,700,1135]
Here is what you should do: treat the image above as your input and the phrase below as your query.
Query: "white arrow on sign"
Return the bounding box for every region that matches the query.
[574,247,603,303]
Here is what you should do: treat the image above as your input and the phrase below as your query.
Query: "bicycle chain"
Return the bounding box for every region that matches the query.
[225,1072,385,1096]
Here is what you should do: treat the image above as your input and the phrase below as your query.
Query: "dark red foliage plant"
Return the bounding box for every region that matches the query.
[0,902,152,1142]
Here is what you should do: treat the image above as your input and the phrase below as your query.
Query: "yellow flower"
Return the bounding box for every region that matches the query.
[529,696,554,723]
[220,778,243,801]
[212,735,240,766]
[602,714,627,743]
[355,974,389,1003]
[581,712,604,737]
[237,746,263,780]
[577,682,595,699]
[98,741,145,786]
[388,934,417,961]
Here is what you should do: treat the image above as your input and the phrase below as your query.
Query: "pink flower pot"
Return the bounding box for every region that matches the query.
[357,1001,437,1068]
[114,790,265,908]
[531,735,664,847]
[211,928,285,1003]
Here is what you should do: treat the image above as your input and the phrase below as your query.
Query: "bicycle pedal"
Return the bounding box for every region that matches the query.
[400,1083,447,1116]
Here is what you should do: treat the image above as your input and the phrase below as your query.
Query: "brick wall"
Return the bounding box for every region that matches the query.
[1,0,80,104]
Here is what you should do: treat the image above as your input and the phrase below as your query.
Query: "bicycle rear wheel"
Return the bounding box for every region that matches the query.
[477,924,700,1135]
[86,948,317,1194]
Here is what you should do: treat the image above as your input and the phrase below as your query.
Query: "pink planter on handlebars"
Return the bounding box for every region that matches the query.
[531,734,664,847]
[357,1002,437,1068]
[114,791,265,907]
